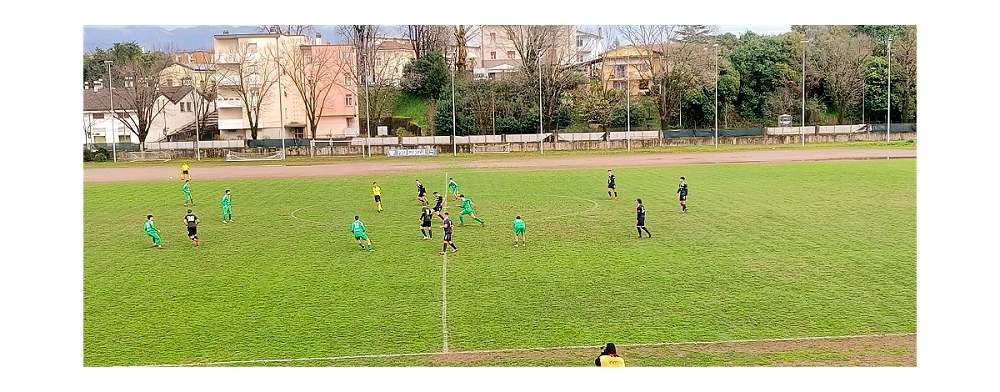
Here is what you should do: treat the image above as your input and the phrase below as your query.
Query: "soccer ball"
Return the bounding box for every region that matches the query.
[170,176,173,179]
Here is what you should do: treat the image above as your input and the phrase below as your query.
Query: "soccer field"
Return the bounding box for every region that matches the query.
[83,158,916,366]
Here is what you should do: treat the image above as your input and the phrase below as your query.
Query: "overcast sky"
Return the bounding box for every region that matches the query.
[92,24,792,36]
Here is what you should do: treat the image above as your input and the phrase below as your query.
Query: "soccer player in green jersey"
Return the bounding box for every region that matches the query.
[182,180,194,207]
[448,178,460,201]
[458,194,484,226]
[221,189,233,223]
[351,215,374,252]
[512,216,526,247]
[144,215,163,249]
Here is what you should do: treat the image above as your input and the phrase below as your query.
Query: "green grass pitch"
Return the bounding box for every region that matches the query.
[83,159,916,366]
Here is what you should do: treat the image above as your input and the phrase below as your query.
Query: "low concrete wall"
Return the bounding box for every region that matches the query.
[147,132,917,158]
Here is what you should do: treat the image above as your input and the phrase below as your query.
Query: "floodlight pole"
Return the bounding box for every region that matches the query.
[105,60,117,162]
[537,49,543,155]
[450,52,457,156]
[626,55,631,152]
[714,44,719,150]
[801,40,809,147]
[887,37,892,144]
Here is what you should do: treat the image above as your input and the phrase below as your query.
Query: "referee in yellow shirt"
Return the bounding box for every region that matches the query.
[180,162,191,181]
[595,343,626,367]
[372,182,383,212]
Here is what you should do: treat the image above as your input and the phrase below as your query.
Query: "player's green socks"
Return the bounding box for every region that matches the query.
[459,215,465,225]
[475,217,484,224]
[367,245,372,250]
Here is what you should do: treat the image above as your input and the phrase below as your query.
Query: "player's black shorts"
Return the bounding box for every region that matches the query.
[182,170,189,175]
[187,226,197,236]
[418,192,427,198]
[433,205,442,212]
[608,183,616,189]
[679,193,688,201]
[421,219,432,228]
[636,217,645,226]
[374,195,381,202]
[443,232,452,242]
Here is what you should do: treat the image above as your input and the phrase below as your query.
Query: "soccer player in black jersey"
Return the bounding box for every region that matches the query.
[676,177,688,213]
[440,212,458,255]
[636,199,651,238]
[415,179,428,205]
[420,205,434,240]
[432,191,445,219]
[607,170,618,200]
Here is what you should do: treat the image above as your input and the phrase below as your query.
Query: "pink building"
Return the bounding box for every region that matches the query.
[301,41,359,139]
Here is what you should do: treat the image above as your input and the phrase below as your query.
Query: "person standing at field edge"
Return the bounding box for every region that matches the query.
[372,182,383,212]
[144,215,163,249]
[221,189,233,223]
[180,162,191,181]
[676,176,688,213]
[352,215,375,252]
[512,216,526,247]
[183,209,200,246]
[595,343,626,367]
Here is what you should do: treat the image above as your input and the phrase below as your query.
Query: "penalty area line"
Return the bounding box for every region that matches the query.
[149,332,915,367]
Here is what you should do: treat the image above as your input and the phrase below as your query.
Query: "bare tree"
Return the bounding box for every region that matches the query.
[258,25,315,36]
[276,40,349,139]
[108,47,175,150]
[339,25,403,136]
[893,25,917,123]
[83,114,95,150]
[452,25,478,71]
[214,40,281,140]
[809,25,870,124]
[616,25,708,129]
[405,25,449,58]
[501,25,584,131]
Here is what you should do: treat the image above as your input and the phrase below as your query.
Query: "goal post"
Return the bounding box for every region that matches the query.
[122,151,171,162]
[225,150,286,162]
[471,143,511,154]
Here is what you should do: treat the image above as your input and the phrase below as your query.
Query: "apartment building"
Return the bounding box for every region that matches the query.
[600,45,661,95]
[300,37,360,139]
[479,25,578,80]
[83,83,199,145]
[212,30,309,141]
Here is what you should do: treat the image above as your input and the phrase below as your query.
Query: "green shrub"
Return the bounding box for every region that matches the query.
[92,152,108,162]
[84,149,93,162]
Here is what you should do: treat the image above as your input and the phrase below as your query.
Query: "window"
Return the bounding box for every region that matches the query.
[347,117,355,128]
[613,81,626,90]
[181,77,191,86]
[93,113,105,119]
[247,43,258,53]
[305,53,312,64]
[178,102,185,112]
[118,135,130,143]
[343,51,351,62]
[345,94,354,106]
[639,63,650,71]
[294,128,304,139]
[93,136,106,144]
[490,51,496,60]
[613,65,626,78]
[490,32,496,42]
[506,51,515,59]
[166,78,174,87]
[345,76,352,85]
[577,39,583,47]
[187,102,193,112]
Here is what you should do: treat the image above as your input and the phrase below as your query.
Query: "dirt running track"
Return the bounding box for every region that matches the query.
[84,148,916,184]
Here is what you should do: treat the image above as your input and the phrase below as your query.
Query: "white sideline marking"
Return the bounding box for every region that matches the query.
[150,332,915,367]
[441,251,448,353]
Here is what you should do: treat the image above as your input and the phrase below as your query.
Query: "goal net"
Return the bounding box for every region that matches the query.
[471,143,511,154]
[225,150,286,162]
[122,151,171,162]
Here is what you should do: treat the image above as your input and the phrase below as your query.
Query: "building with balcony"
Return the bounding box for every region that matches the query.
[479,25,579,80]
[300,40,359,139]
[83,83,200,145]
[212,30,309,141]
[600,45,661,96]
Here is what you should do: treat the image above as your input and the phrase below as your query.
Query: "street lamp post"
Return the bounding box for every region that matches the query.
[713,44,719,150]
[801,40,809,147]
[626,55,631,152]
[361,53,371,158]
[275,35,285,159]
[886,37,892,144]
[449,52,457,156]
[537,49,543,155]
[105,60,117,162]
